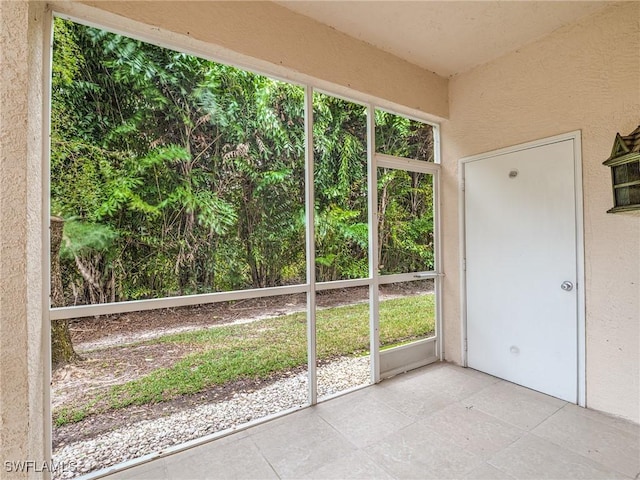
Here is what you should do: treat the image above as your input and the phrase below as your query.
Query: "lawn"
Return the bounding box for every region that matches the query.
[54,294,435,426]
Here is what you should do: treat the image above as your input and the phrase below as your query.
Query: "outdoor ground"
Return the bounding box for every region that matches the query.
[51,284,432,450]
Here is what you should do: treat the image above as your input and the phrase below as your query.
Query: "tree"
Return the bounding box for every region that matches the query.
[375,110,435,273]
[50,18,436,308]
[313,92,368,281]
[50,216,81,368]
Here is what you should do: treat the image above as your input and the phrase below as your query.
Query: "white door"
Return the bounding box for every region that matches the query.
[464,138,579,402]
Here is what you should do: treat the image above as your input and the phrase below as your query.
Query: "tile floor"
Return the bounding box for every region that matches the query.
[105,363,640,479]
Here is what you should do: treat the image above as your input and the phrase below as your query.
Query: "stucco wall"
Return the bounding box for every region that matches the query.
[70,0,448,120]
[0,1,47,477]
[441,2,640,422]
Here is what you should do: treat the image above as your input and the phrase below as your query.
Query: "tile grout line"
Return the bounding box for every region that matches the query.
[481,459,518,480]
[462,392,567,434]
[357,446,402,480]
[248,434,282,480]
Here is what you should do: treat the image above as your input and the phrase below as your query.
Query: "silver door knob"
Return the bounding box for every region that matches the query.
[561,281,574,291]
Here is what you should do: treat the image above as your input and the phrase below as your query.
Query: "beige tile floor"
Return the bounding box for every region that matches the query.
[105,363,640,480]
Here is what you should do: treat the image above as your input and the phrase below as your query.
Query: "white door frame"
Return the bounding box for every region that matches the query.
[458,131,586,407]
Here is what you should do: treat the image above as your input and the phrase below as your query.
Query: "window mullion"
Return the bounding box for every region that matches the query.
[304,85,317,405]
[367,104,380,384]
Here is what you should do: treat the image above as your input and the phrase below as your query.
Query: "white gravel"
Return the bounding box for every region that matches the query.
[52,356,371,479]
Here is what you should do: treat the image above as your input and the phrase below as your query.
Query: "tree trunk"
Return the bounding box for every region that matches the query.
[378,174,389,271]
[50,216,81,368]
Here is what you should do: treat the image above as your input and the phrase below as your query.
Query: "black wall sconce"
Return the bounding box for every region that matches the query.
[603,125,640,213]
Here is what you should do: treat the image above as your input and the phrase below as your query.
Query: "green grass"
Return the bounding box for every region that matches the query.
[54,294,434,425]
[53,395,105,427]
[54,406,89,427]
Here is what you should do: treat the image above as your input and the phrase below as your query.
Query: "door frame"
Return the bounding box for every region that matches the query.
[375,154,443,379]
[458,131,585,406]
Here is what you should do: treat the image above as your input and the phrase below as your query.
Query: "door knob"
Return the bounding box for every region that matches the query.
[561,281,574,291]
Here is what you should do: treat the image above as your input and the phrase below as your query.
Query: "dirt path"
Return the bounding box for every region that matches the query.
[69,284,431,351]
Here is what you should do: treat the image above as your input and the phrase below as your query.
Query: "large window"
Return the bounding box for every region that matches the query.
[48,17,440,479]
[51,19,305,307]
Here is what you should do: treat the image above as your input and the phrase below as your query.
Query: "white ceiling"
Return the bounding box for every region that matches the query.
[277,1,609,77]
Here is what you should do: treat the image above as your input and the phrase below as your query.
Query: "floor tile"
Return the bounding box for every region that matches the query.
[404,363,499,401]
[163,435,277,479]
[366,422,484,479]
[532,405,640,478]
[301,449,395,480]
[242,406,315,436]
[463,462,515,479]
[372,368,459,420]
[100,363,640,480]
[376,387,455,421]
[250,409,356,479]
[488,434,629,479]
[574,404,640,436]
[426,402,525,459]
[104,459,167,480]
[463,380,566,430]
[316,388,415,448]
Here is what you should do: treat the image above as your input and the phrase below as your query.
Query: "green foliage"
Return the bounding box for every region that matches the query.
[51,19,435,305]
[313,93,369,281]
[378,169,435,273]
[60,219,118,260]
[52,19,306,302]
[315,206,368,280]
[375,110,435,161]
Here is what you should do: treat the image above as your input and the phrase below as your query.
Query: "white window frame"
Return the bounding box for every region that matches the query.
[43,4,443,477]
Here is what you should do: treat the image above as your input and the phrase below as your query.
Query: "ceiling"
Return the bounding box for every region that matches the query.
[276,1,609,78]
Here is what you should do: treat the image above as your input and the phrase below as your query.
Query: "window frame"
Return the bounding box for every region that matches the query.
[43,5,443,475]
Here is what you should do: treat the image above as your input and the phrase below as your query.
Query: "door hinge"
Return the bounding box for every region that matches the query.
[463,258,466,271]
[464,339,468,352]
[461,179,465,191]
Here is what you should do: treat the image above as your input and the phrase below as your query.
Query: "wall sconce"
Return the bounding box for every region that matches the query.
[603,125,640,213]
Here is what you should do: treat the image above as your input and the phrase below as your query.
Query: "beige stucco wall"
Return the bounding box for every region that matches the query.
[441,2,640,422]
[71,0,449,120]
[0,1,47,477]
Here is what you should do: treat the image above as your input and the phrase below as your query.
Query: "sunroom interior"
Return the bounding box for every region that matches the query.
[0,1,638,479]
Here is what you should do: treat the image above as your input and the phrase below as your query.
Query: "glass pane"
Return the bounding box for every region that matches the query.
[375,109,435,161]
[316,287,371,399]
[377,169,434,274]
[50,19,305,307]
[379,279,436,349]
[52,294,307,477]
[313,92,368,281]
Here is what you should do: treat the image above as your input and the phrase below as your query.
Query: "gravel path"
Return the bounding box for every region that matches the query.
[52,356,371,479]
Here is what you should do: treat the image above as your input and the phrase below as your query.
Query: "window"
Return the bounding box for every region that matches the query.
[48,16,440,478]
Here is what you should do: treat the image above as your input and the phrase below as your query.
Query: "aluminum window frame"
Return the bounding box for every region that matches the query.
[374,153,443,372]
[43,6,442,477]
